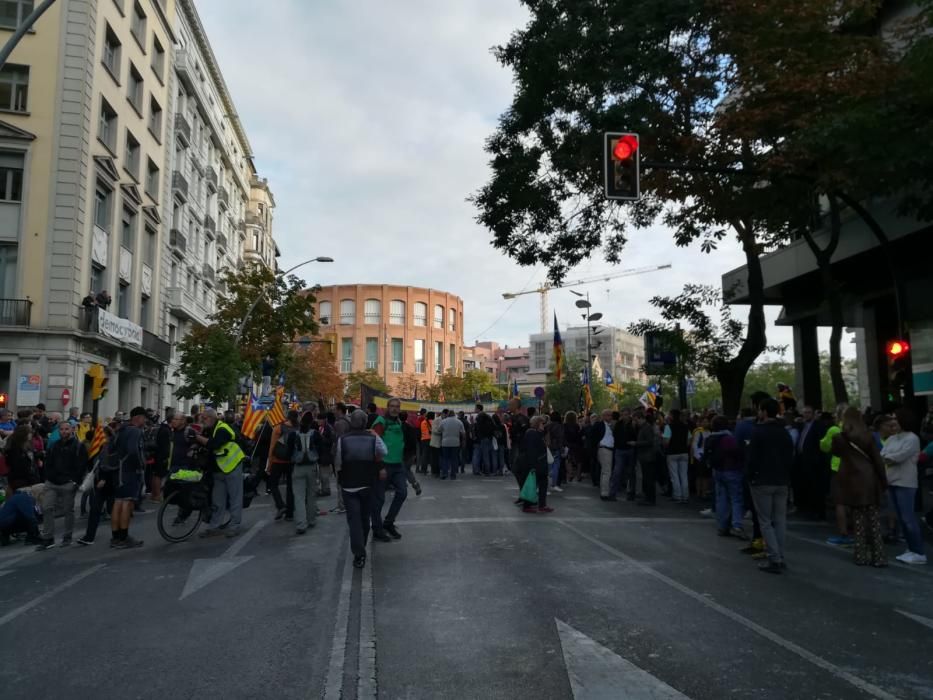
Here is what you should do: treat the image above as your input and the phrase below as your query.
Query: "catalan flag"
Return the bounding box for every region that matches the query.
[553,313,564,382]
[267,384,286,427]
[512,378,520,399]
[580,366,593,413]
[88,422,107,459]
[241,392,265,440]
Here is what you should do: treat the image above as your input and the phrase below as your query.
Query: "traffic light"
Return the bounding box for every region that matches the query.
[0,392,6,409]
[886,339,911,397]
[88,363,109,401]
[604,132,640,200]
[325,332,337,357]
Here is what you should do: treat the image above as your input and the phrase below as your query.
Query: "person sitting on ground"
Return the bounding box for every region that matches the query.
[0,484,42,546]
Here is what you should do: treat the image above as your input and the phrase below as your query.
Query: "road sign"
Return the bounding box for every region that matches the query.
[534,386,545,399]
[685,379,696,396]
[61,388,71,406]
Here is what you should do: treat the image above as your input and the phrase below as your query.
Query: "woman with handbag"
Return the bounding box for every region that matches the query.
[831,407,888,567]
[520,416,551,513]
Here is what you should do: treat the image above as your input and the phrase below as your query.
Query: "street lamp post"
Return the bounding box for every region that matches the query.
[233,256,333,346]
[571,291,602,395]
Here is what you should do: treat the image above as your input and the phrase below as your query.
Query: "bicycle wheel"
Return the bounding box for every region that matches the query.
[157,489,202,543]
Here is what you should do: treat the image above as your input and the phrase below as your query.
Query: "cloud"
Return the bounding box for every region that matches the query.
[196,0,820,360]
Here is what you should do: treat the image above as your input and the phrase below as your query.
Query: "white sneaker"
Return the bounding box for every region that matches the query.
[553,486,564,492]
[896,551,928,565]
[699,508,713,518]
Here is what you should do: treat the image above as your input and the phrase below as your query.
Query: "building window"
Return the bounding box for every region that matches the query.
[0,154,23,201]
[145,158,159,200]
[117,283,129,318]
[124,130,140,180]
[0,1,34,30]
[413,302,427,327]
[144,225,156,266]
[363,298,381,325]
[102,23,121,79]
[98,97,117,152]
[0,242,16,297]
[130,1,147,48]
[94,185,112,232]
[435,341,443,373]
[339,299,355,325]
[448,307,456,332]
[533,341,546,370]
[148,96,163,141]
[433,304,443,329]
[90,264,104,296]
[139,294,149,329]
[391,338,403,373]
[449,344,456,371]
[414,339,425,374]
[121,206,136,251]
[0,64,28,112]
[319,301,331,325]
[127,63,143,113]
[341,338,352,373]
[365,337,378,370]
[151,35,165,80]
[389,299,405,325]
[168,323,176,359]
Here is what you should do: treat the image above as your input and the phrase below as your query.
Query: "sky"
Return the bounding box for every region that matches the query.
[196,0,841,362]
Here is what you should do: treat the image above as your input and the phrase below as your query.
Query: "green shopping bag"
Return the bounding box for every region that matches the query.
[520,471,538,504]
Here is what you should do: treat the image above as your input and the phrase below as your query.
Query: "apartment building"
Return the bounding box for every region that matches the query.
[527,325,646,385]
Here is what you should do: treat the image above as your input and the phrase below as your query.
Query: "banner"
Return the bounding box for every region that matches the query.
[98,307,143,347]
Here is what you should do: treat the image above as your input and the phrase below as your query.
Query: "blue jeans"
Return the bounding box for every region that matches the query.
[715,470,744,530]
[890,486,925,555]
[472,437,494,475]
[208,463,243,530]
[372,463,407,530]
[441,446,460,478]
[612,449,636,498]
[549,454,561,486]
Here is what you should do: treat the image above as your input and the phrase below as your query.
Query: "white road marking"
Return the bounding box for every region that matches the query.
[556,618,690,699]
[396,517,705,526]
[179,520,267,600]
[417,496,437,500]
[461,495,490,500]
[0,564,105,627]
[557,519,900,700]
[895,609,933,632]
[357,540,377,698]
[323,551,354,700]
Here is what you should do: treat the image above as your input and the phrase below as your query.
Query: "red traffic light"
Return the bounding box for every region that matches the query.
[886,339,910,358]
[612,134,639,161]
[0,392,6,407]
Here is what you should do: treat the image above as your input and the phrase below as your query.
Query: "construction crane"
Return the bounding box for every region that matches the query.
[502,264,672,332]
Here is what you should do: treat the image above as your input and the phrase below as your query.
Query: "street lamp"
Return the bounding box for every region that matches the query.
[234,256,333,346]
[571,290,600,383]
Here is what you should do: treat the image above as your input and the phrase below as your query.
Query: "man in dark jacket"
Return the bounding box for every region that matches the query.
[612,410,638,500]
[634,410,658,505]
[36,421,88,549]
[472,405,495,476]
[747,398,794,574]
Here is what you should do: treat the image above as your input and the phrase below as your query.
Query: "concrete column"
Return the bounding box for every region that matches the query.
[861,305,885,410]
[793,321,822,410]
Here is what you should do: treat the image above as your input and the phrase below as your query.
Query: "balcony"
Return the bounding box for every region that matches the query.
[142,330,171,364]
[205,167,218,193]
[391,360,402,373]
[166,286,202,322]
[216,232,228,251]
[365,360,378,370]
[245,212,262,227]
[0,298,31,327]
[172,171,189,202]
[204,215,216,235]
[218,188,229,209]
[415,361,425,374]
[202,263,215,285]
[169,228,186,256]
[174,113,191,147]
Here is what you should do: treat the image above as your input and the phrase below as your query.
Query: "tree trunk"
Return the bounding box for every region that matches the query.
[718,220,768,417]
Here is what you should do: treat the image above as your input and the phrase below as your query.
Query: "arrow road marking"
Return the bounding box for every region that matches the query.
[895,609,933,632]
[180,519,267,600]
[556,618,690,700]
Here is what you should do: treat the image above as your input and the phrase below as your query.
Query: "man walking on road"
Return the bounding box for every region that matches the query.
[291,410,323,535]
[440,409,465,479]
[663,409,691,504]
[748,398,795,574]
[372,398,407,541]
[473,404,495,475]
[110,407,147,549]
[37,421,88,549]
[336,410,387,568]
[195,408,246,539]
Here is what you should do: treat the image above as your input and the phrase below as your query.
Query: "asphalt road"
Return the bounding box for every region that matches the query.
[1,474,932,700]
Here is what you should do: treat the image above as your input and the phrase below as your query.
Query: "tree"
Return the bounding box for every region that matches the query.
[395,374,427,400]
[545,356,611,416]
[462,369,506,402]
[345,370,390,403]
[175,325,249,403]
[288,343,345,405]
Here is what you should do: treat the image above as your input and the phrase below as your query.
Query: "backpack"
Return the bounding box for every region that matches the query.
[292,430,319,465]
[272,424,294,461]
[98,435,127,472]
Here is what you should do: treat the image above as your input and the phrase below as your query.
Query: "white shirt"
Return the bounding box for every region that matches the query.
[599,422,614,449]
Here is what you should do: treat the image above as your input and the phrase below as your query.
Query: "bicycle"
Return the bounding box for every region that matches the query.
[157,470,230,543]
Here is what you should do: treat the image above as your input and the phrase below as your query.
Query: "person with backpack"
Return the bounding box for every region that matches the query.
[36,421,88,550]
[109,407,147,549]
[289,410,323,535]
[265,410,298,522]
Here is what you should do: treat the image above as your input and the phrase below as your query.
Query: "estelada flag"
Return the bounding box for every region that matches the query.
[241,392,265,439]
[88,422,107,458]
[553,313,564,382]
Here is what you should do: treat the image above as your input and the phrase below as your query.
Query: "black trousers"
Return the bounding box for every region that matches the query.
[83,477,115,542]
[343,488,372,558]
[268,462,294,516]
[640,458,656,503]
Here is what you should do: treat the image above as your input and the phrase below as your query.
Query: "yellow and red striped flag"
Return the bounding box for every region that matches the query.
[88,422,107,458]
[241,392,265,440]
[267,385,286,427]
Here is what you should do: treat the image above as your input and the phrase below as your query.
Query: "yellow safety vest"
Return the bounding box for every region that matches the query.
[213,421,245,474]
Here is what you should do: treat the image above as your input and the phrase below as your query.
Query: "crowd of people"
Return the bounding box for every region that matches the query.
[2,391,930,576]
